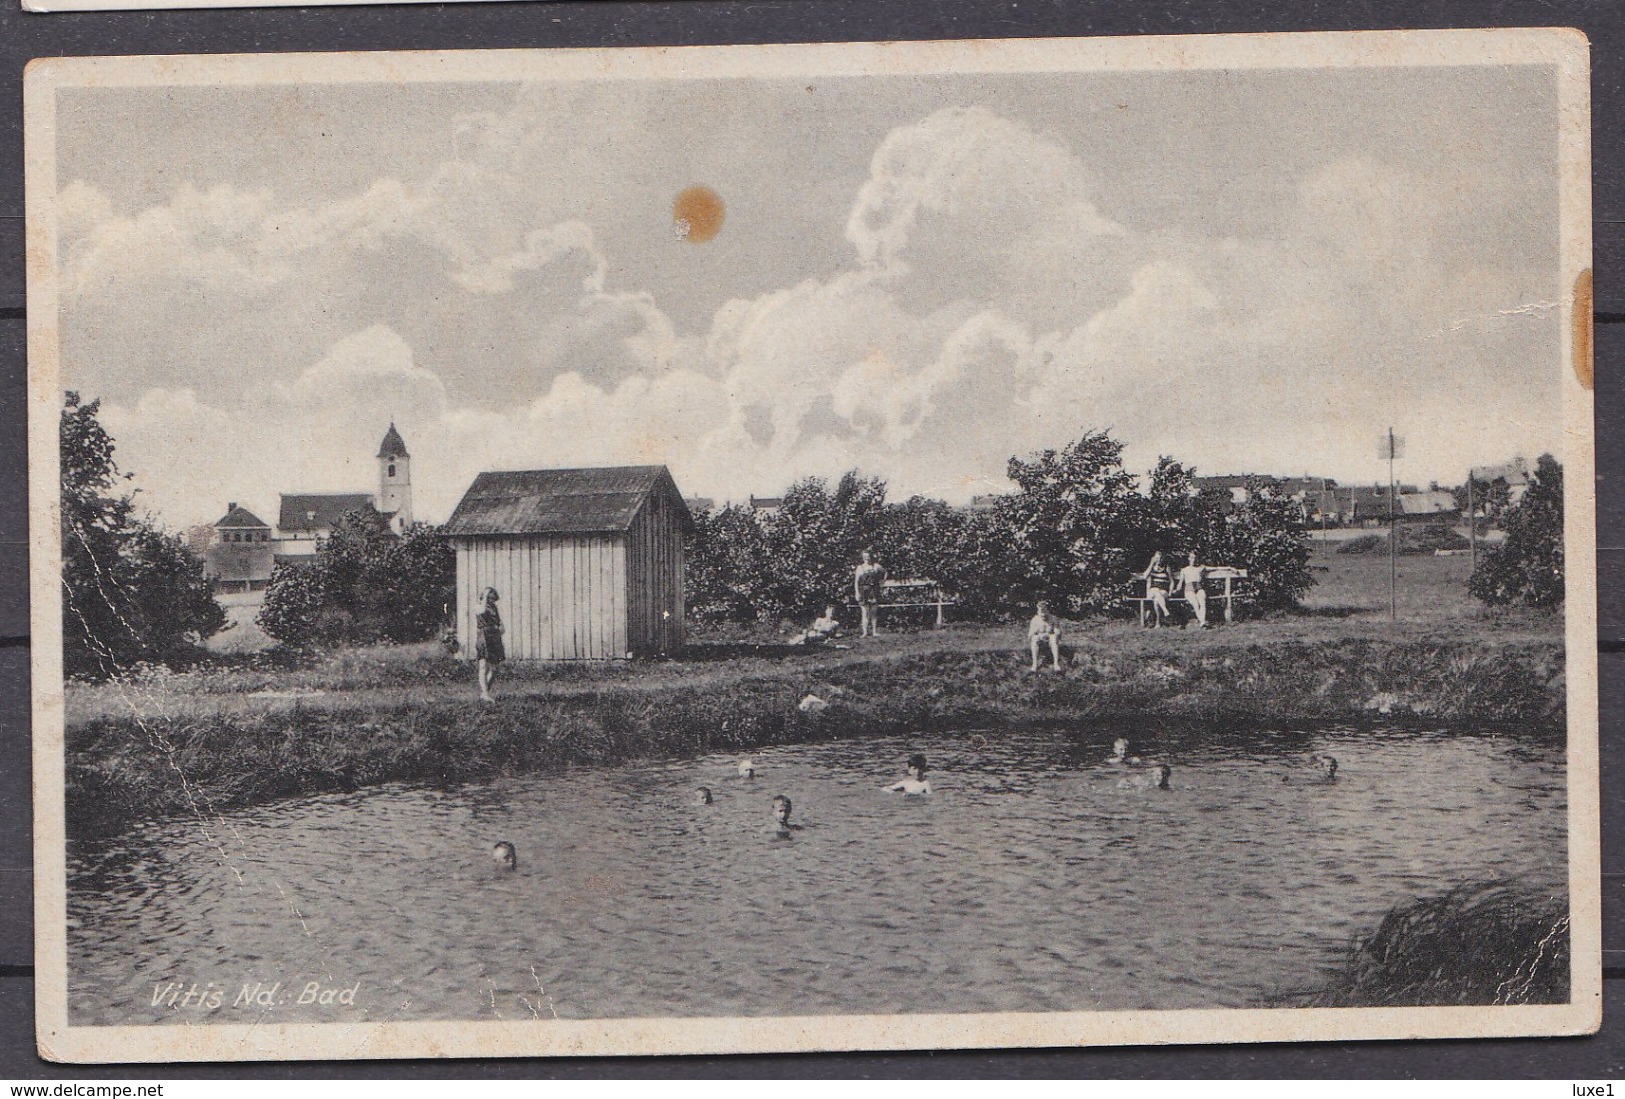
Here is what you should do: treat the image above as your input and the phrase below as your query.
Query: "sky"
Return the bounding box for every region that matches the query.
[51,62,1565,530]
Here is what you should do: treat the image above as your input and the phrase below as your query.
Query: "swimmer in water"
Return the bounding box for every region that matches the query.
[491,840,517,871]
[883,753,933,796]
[1284,754,1340,785]
[769,794,802,836]
[738,759,756,779]
[695,785,714,805]
[1119,763,1172,790]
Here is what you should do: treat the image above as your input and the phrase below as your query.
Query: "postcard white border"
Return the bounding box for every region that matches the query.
[26,29,1599,1063]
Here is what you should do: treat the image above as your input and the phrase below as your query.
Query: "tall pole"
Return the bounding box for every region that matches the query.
[1467,470,1476,575]
[1388,428,1397,623]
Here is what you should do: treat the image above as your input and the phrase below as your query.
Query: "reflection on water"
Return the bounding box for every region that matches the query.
[67,724,1566,1024]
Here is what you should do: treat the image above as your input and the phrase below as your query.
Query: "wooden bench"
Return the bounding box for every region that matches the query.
[876,578,957,628]
[1128,566,1248,625]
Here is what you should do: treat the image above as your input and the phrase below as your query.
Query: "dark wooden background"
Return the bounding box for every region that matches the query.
[0,0,1620,1078]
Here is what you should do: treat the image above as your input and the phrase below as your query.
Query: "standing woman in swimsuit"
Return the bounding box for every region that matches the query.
[1139,551,1172,628]
[475,586,505,702]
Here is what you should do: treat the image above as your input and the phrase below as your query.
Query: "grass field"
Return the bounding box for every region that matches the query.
[58,544,1568,841]
[68,542,1553,726]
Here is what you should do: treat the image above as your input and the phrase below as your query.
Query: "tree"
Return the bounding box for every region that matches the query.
[1468,454,1564,607]
[680,430,1316,629]
[759,472,892,622]
[1452,476,1513,531]
[60,392,225,677]
[257,510,455,646]
[997,432,1146,614]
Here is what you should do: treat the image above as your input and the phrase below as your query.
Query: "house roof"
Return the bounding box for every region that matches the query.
[377,423,410,460]
[278,493,378,533]
[1398,491,1459,515]
[214,503,269,529]
[1471,457,1529,485]
[442,465,693,537]
[1193,475,1254,491]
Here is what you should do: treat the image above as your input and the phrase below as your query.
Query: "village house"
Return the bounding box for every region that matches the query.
[442,465,693,661]
[1470,456,1532,508]
[1396,490,1461,524]
[748,495,784,519]
[203,503,275,594]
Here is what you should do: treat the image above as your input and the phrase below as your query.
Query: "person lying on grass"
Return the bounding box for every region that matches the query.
[790,604,843,647]
[883,753,933,796]
[1028,600,1064,672]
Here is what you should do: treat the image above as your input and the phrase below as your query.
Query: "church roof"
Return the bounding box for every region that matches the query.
[279,493,378,534]
[377,423,410,459]
[214,503,269,529]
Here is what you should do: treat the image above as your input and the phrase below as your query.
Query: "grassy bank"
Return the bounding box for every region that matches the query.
[1295,880,1570,1007]
[66,623,1565,842]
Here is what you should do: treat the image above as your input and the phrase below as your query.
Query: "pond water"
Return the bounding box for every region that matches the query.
[67,723,1567,1024]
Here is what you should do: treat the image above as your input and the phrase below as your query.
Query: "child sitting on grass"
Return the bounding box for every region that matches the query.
[1028,600,1064,672]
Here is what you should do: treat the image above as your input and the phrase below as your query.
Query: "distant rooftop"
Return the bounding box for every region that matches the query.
[278,493,378,534]
[214,502,269,529]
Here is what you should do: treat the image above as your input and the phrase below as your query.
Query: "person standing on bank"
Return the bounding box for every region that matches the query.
[853,550,887,638]
[475,586,505,702]
[1173,551,1209,629]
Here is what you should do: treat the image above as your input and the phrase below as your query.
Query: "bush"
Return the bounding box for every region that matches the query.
[1336,534,1384,555]
[1398,524,1470,556]
[1305,880,1568,1007]
[258,511,455,647]
[1470,455,1563,607]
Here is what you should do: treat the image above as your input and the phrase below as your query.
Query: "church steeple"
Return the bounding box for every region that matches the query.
[378,423,409,461]
[377,423,413,530]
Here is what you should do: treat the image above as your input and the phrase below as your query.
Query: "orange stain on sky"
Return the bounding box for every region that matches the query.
[673,186,725,244]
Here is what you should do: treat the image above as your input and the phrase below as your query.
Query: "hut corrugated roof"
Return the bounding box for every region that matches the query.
[443,466,693,537]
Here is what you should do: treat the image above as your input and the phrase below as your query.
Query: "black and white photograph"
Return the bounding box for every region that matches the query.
[24,30,1599,1062]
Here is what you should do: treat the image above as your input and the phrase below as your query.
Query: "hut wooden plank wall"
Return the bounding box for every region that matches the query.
[442,466,691,661]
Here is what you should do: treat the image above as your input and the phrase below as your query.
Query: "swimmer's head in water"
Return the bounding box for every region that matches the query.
[772,794,792,823]
[907,753,928,778]
[1316,755,1339,780]
[1112,737,1128,758]
[491,840,517,871]
[1155,764,1172,789]
[738,759,756,779]
[696,785,713,805]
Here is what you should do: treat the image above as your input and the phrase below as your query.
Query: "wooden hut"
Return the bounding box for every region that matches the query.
[442,465,692,661]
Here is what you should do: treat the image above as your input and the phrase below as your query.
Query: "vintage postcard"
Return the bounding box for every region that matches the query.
[26,31,1597,1062]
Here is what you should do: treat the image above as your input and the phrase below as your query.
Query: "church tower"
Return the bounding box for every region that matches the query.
[377,423,413,531]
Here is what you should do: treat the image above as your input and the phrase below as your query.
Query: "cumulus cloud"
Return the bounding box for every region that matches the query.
[62,95,1562,530]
